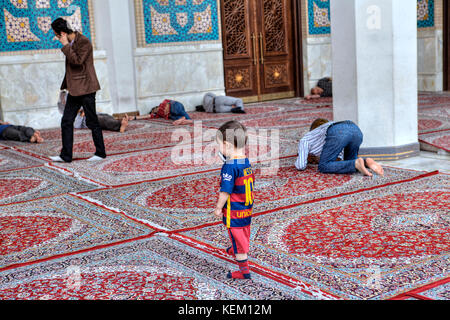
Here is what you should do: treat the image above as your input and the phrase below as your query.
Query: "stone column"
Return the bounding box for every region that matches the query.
[93,0,137,115]
[330,0,419,160]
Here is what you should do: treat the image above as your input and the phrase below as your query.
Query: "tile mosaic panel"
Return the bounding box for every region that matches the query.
[0,0,92,53]
[139,0,220,45]
[307,0,435,35]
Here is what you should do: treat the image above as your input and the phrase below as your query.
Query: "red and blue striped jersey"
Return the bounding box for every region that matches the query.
[220,158,255,228]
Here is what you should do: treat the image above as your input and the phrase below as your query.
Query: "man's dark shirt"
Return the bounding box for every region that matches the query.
[317,77,332,97]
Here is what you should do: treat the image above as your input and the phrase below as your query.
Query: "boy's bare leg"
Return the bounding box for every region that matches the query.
[365,158,384,176]
[235,253,247,261]
[355,158,372,177]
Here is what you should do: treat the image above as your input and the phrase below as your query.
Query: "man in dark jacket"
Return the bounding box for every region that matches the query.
[50,18,106,163]
[0,121,44,143]
[305,77,333,100]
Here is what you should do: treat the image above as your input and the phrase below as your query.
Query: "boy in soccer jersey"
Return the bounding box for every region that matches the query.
[213,121,255,280]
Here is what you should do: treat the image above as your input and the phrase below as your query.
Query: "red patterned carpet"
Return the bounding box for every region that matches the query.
[418,93,450,153]
[0,94,448,300]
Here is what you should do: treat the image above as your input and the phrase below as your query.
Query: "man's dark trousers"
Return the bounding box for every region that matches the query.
[2,125,35,142]
[60,92,106,162]
[318,120,363,174]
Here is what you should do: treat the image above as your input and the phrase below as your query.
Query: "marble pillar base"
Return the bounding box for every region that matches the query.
[359,142,421,161]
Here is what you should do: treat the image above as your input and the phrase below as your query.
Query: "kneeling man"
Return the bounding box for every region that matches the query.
[295,118,384,177]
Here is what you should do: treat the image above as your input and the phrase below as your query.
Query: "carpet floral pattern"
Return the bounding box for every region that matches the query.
[180,174,449,300]
[0,94,448,300]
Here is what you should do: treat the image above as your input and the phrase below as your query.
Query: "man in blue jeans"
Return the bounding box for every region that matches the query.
[169,101,193,125]
[295,118,384,176]
[149,100,193,125]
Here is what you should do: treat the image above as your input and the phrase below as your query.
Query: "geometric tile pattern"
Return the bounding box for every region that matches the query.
[308,0,330,35]
[417,0,435,28]
[139,0,220,45]
[0,0,92,53]
[308,0,435,35]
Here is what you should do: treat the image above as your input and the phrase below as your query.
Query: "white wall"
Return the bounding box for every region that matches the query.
[417,29,443,91]
[0,51,112,129]
[303,36,332,95]
[134,43,225,115]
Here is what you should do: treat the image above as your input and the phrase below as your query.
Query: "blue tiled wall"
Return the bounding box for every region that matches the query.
[142,0,219,44]
[0,0,91,53]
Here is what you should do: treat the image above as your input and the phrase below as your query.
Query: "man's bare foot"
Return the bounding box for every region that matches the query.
[173,117,186,126]
[34,131,44,143]
[181,119,193,125]
[355,158,372,177]
[365,158,384,176]
[120,115,129,133]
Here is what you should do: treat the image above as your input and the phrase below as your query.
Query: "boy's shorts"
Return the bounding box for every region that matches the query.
[227,225,251,254]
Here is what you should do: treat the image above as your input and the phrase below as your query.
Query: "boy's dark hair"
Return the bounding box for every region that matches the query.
[217,120,248,149]
[51,18,74,35]
[310,118,329,131]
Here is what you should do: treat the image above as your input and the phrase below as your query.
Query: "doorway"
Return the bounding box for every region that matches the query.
[220,0,303,102]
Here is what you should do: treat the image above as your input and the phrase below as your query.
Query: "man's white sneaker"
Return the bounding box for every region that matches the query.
[87,155,105,162]
[49,156,64,162]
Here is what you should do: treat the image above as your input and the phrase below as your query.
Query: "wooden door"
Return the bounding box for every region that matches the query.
[220,0,299,102]
[256,0,295,100]
[220,0,259,101]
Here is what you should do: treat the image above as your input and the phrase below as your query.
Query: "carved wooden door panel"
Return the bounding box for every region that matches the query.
[220,0,259,100]
[257,0,295,100]
[220,0,296,102]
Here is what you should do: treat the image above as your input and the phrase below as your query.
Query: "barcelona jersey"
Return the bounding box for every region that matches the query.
[220,158,255,228]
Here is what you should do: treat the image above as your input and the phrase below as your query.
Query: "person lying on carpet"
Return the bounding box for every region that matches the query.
[305,77,333,100]
[149,99,193,125]
[197,92,246,114]
[74,108,130,133]
[0,121,44,143]
[295,118,384,177]
[213,120,254,280]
